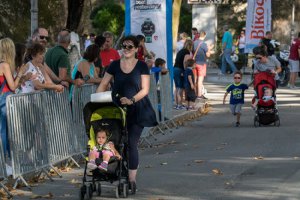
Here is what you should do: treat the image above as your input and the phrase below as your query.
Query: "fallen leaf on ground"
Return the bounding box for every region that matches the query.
[63,194,71,197]
[194,160,204,163]
[174,150,179,153]
[70,179,81,184]
[145,165,153,168]
[160,162,168,165]
[254,156,264,160]
[44,192,53,199]
[30,194,43,199]
[77,173,84,176]
[212,168,223,175]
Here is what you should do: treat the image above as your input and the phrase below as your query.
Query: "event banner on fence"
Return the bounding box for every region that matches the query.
[125,0,173,69]
[245,0,272,53]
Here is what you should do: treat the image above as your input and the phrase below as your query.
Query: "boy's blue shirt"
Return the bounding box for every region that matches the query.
[226,83,248,104]
[184,67,194,89]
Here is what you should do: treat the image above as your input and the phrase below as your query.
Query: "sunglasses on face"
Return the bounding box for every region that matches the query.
[122,44,134,50]
[234,77,241,79]
[39,35,49,40]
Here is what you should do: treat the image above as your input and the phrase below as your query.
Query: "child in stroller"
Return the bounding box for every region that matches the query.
[252,72,280,126]
[80,101,130,199]
[87,128,122,171]
[252,87,275,109]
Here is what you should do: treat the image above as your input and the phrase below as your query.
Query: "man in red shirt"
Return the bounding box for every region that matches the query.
[99,31,120,77]
[288,32,300,89]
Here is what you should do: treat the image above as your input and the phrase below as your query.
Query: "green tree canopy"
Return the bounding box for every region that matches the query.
[91,2,125,37]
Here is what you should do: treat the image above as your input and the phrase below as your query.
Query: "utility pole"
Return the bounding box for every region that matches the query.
[31,0,38,36]
[291,0,295,43]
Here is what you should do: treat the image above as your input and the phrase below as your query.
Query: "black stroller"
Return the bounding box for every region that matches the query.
[79,101,130,199]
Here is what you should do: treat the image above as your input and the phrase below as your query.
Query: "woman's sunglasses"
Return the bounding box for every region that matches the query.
[234,76,241,79]
[122,44,134,50]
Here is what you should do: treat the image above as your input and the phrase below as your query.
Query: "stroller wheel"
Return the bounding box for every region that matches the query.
[97,183,101,196]
[79,185,86,200]
[274,119,280,127]
[115,186,120,198]
[119,183,129,198]
[86,184,93,199]
[254,117,259,127]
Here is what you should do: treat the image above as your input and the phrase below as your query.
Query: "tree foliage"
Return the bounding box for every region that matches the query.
[90,2,125,37]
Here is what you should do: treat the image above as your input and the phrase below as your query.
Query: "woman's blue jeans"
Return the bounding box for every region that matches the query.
[0,92,12,158]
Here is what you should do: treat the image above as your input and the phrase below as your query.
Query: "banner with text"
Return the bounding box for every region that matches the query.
[125,0,172,70]
[245,0,272,53]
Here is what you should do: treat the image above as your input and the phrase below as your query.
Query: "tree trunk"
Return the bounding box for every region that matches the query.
[66,0,85,31]
[172,0,182,54]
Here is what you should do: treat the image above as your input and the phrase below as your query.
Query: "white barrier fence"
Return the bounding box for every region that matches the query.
[0,137,12,198]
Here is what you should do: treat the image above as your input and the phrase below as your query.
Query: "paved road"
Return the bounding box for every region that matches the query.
[12,82,300,200]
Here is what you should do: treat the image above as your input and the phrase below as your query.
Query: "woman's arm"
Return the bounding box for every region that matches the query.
[119,74,150,105]
[96,72,113,92]
[79,61,102,84]
[183,54,192,69]
[2,62,27,91]
[32,79,63,92]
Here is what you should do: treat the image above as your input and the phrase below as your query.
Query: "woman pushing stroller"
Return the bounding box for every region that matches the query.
[251,46,282,126]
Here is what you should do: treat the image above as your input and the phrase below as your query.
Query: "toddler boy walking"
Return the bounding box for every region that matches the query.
[223,71,248,127]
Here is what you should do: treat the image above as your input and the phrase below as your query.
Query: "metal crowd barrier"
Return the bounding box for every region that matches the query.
[160,73,177,129]
[6,91,52,189]
[43,90,80,171]
[0,137,12,198]
[72,84,98,154]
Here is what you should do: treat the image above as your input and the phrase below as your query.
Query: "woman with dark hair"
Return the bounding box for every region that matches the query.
[252,46,282,86]
[72,44,102,83]
[96,35,157,193]
[70,44,102,97]
[20,42,64,93]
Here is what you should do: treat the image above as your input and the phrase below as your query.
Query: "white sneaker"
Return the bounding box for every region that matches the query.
[289,85,295,89]
[6,164,12,176]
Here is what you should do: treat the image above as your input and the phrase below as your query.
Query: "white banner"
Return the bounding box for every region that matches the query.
[125,0,172,70]
[245,0,272,53]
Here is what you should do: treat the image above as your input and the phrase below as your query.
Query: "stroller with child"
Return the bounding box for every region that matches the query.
[79,98,130,199]
[252,72,280,127]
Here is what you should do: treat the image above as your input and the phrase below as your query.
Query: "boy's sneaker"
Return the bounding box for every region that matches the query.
[98,161,108,171]
[175,105,185,110]
[235,122,240,127]
[87,160,97,170]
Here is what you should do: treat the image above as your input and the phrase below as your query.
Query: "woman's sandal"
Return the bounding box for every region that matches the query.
[129,181,137,194]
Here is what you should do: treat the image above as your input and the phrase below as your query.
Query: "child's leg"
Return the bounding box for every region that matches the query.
[235,104,242,126]
[87,151,98,170]
[236,113,241,123]
[99,150,113,171]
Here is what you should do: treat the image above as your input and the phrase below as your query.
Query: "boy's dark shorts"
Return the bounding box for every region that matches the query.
[185,88,196,102]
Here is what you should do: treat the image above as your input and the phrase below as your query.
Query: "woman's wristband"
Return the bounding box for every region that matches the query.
[130,97,136,104]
